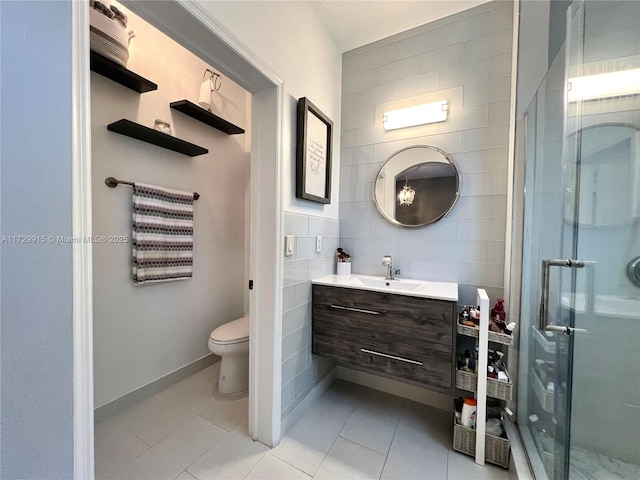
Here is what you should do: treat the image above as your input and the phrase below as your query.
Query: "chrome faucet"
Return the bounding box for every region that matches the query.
[382,255,400,280]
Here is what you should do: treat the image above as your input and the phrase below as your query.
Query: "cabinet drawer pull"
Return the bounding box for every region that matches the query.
[360,348,423,365]
[330,304,380,315]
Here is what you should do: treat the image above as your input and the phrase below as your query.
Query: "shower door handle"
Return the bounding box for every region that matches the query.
[539,259,596,332]
[544,325,589,336]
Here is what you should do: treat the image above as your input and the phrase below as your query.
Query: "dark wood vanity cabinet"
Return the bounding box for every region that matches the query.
[312,285,456,391]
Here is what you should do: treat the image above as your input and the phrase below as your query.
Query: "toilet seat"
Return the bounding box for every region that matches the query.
[210,316,249,345]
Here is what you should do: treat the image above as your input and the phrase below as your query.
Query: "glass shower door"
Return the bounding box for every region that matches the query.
[564,0,640,478]
[517,37,579,479]
[519,1,640,478]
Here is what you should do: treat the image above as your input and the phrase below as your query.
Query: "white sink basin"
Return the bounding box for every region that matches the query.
[312,274,458,302]
[350,276,421,292]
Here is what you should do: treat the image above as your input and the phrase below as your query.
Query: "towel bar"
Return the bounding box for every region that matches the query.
[105,177,200,200]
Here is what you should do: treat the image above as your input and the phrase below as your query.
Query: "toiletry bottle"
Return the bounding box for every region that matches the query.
[504,322,517,335]
[473,346,479,373]
[454,397,463,422]
[463,349,471,372]
[461,397,477,428]
[491,298,506,322]
[460,306,475,327]
[495,351,505,370]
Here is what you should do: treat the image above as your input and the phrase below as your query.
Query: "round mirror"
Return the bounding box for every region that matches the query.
[373,145,459,227]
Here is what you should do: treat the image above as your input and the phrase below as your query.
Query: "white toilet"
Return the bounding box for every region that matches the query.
[208,316,249,396]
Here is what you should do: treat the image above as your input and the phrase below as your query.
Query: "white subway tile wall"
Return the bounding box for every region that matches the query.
[340,0,513,306]
[281,213,339,418]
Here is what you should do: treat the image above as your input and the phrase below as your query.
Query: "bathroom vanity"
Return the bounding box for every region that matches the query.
[311,274,458,392]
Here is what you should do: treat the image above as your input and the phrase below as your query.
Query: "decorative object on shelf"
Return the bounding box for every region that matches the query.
[170,100,245,135]
[107,119,208,157]
[153,119,172,135]
[296,97,333,204]
[105,177,200,200]
[198,68,222,111]
[90,1,135,68]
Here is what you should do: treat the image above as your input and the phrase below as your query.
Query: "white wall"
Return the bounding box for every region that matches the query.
[198,1,342,217]
[0,1,75,477]
[340,0,513,306]
[92,1,251,408]
[197,1,343,420]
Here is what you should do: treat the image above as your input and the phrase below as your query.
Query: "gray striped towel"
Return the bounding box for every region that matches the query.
[132,183,194,285]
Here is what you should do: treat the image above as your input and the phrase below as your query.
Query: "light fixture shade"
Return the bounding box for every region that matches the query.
[383,100,448,130]
[568,68,640,102]
[398,184,415,206]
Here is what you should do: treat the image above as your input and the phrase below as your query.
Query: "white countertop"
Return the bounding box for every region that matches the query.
[312,274,458,302]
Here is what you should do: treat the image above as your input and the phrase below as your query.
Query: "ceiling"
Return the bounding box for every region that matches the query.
[312,0,492,52]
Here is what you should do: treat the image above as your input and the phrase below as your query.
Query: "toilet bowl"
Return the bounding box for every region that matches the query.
[208,316,249,396]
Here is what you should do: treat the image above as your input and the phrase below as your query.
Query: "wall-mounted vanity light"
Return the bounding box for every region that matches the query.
[568,68,640,102]
[382,100,448,131]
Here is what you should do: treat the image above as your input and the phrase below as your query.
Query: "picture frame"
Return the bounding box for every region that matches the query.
[296,97,333,204]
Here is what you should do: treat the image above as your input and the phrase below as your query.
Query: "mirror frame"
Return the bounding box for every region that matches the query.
[372,145,460,228]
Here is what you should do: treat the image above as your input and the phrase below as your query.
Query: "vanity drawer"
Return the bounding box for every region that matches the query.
[313,304,452,351]
[356,346,452,389]
[312,285,454,346]
[312,327,452,389]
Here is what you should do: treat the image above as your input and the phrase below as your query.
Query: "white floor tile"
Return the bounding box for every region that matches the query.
[174,471,198,480]
[271,396,354,476]
[201,395,248,431]
[313,437,386,480]
[110,416,227,480]
[381,423,448,480]
[159,363,220,402]
[321,379,365,407]
[117,393,172,438]
[399,400,452,447]
[94,417,149,479]
[187,425,268,479]
[127,380,219,446]
[447,450,510,480]
[245,454,311,480]
[339,389,403,455]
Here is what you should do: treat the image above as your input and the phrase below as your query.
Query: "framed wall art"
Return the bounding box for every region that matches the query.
[296,97,333,204]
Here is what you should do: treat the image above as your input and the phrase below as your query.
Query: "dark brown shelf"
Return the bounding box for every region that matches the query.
[170,100,245,135]
[107,119,208,157]
[90,51,158,93]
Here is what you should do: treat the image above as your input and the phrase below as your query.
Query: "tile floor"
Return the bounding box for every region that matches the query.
[95,363,510,480]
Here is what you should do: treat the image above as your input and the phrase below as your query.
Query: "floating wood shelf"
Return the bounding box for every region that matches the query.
[107,119,208,157]
[90,51,158,93]
[170,100,245,135]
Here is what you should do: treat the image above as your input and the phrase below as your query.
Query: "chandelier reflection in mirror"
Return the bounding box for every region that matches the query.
[398,177,415,206]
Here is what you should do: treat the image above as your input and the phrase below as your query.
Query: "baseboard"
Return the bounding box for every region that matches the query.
[94,354,219,424]
[280,367,337,437]
[336,365,451,411]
